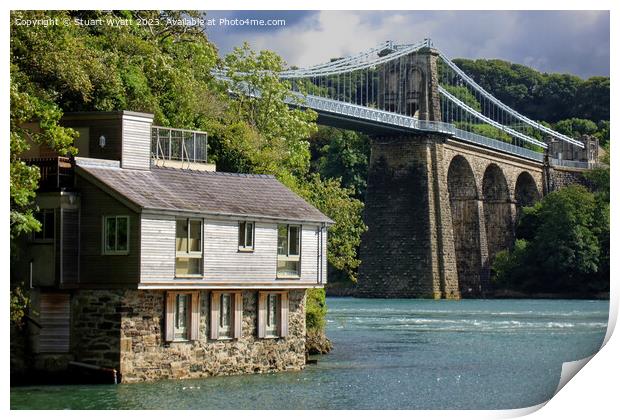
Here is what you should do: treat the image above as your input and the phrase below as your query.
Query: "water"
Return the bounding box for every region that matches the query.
[11,298,609,410]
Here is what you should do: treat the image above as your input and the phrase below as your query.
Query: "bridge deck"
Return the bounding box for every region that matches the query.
[293,94,545,163]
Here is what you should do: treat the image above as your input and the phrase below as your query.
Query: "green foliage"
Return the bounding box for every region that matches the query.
[452,58,609,123]
[295,174,367,283]
[554,118,598,138]
[491,239,531,290]
[309,127,370,198]
[10,283,31,327]
[10,64,78,237]
[595,120,610,147]
[459,123,512,143]
[442,85,481,112]
[219,43,318,178]
[584,167,610,202]
[492,184,609,295]
[306,288,327,332]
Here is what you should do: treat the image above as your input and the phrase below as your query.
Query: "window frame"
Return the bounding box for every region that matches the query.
[265,293,280,337]
[238,221,255,252]
[175,218,204,278]
[277,224,302,278]
[102,215,130,255]
[31,209,55,243]
[258,291,289,339]
[174,293,190,341]
[164,291,200,343]
[219,293,233,339]
[209,291,243,341]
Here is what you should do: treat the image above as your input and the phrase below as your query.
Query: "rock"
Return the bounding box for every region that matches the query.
[305,330,333,355]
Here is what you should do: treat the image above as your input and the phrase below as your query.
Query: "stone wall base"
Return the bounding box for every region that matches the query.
[24,288,308,384]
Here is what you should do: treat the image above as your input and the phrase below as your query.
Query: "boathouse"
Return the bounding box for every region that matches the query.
[12,111,331,383]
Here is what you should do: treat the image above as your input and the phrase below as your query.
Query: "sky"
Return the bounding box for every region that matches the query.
[203,10,610,79]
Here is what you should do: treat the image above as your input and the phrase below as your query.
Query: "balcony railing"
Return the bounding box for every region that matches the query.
[151,126,208,164]
[26,156,74,190]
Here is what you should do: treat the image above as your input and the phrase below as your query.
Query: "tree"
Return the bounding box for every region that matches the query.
[553,118,598,139]
[452,57,609,123]
[492,184,608,295]
[221,43,317,179]
[10,68,77,238]
[295,174,367,283]
[309,127,370,199]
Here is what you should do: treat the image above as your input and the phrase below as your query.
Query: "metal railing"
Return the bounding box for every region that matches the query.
[550,158,599,170]
[451,128,545,162]
[151,126,208,164]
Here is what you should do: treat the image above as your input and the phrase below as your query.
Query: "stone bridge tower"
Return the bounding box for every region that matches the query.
[357,47,461,299]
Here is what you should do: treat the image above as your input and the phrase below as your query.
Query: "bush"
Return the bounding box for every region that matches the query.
[306,288,327,332]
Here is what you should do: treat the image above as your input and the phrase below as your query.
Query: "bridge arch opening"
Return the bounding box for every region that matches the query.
[515,172,540,216]
[447,155,483,297]
[482,164,514,268]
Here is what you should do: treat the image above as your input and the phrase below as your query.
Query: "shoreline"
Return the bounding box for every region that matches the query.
[325,284,609,300]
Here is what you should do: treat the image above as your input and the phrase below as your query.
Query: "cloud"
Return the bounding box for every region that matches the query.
[204,10,609,78]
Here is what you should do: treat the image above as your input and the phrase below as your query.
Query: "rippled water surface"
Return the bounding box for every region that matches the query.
[11,298,608,409]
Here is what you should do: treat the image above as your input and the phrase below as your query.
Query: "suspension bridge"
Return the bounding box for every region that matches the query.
[215,39,593,166]
[215,39,601,299]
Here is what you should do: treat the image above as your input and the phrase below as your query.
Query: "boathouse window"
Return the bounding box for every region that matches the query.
[32,209,55,242]
[175,218,203,276]
[102,215,129,254]
[238,221,254,251]
[210,291,243,340]
[165,291,200,342]
[258,291,289,338]
[277,224,301,278]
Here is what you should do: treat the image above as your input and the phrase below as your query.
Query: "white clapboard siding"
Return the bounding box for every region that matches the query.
[140,215,176,282]
[322,228,328,284]
[121,114,152,170]
[301,226,319,282]
[203,220,278,282]
[39,294,71,353]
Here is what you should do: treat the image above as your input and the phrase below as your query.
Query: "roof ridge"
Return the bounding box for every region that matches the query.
[151,166,276,179]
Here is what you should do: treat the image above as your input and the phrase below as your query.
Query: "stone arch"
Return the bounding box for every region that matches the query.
[482,164,515,265]
[447,155,483,297]
[515,171,541,217]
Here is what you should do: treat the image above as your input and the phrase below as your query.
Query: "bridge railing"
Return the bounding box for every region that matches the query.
[451,127,545,162]
[549,158,599,170]
[298,92,547,162]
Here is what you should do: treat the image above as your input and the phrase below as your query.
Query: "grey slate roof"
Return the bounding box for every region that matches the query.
[76,162,333,224]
